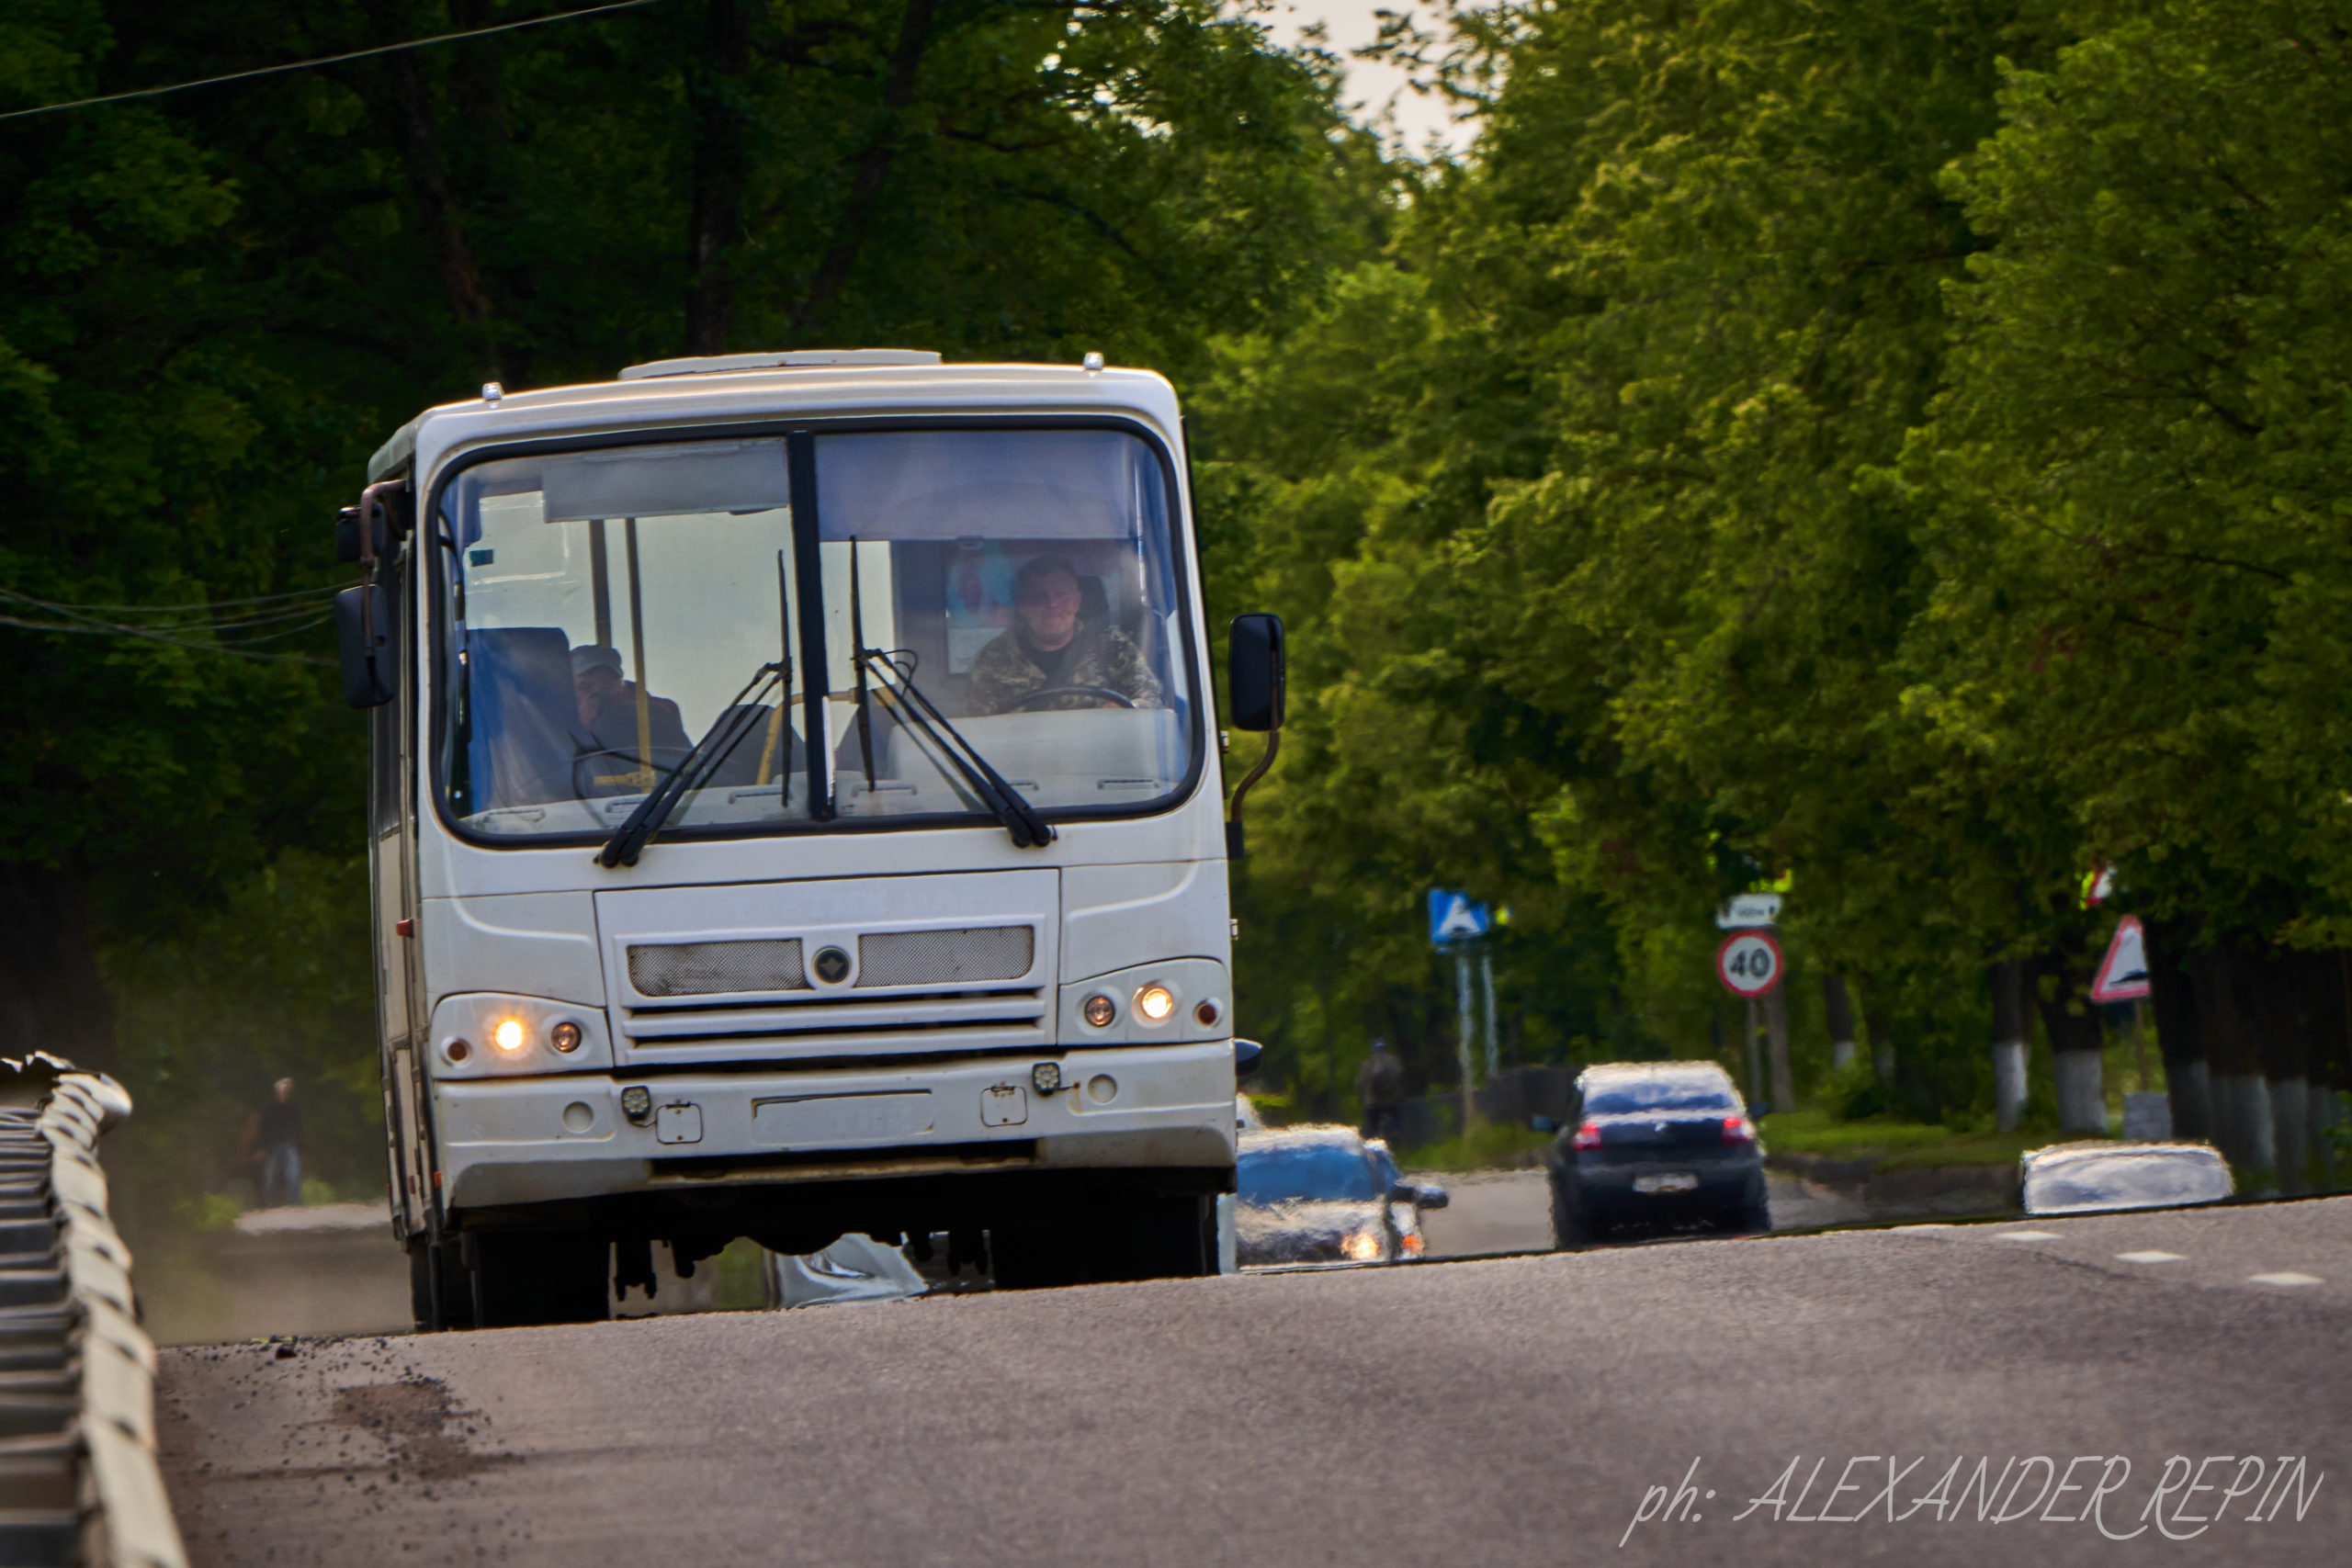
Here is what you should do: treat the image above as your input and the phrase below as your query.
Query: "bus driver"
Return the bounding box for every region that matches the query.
[964,555,1162,716]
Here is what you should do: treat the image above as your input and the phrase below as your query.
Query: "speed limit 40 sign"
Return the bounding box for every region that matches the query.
[1716,931,1784,997]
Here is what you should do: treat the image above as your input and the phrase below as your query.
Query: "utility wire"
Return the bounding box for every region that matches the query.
[0,612,333,664]
[3,584,345,614]
[0,585,340,637]
[0,0,675,124]
[0,585,340,662]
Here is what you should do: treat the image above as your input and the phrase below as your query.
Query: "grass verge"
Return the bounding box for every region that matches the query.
[1763,1108,2069,1169]
[1392,1121,1555,1172]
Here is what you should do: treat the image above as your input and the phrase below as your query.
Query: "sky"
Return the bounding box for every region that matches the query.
[1258,2,1479,154]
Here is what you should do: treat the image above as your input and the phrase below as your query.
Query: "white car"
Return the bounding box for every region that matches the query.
[2019,1141,2233,1215]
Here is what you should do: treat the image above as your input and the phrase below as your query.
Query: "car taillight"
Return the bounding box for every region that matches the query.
[1571,1120,1602,1151]
[1723,1114,1756,1144]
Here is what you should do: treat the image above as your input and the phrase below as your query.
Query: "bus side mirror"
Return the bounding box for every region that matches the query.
[1227,614,1285,732]
[1234,1038,1263,1079]
[337,584,395,708]
[337,483,412,564]
[1224,614,1285,861]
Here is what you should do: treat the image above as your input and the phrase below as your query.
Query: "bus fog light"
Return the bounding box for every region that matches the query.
[1083,994,1116,1028]
[1136,984,1175,1022]
[1031,1062,1062,1094]
[549,1021,583,1054]
[492,1018,526,1053]
[620,1086,653,1124]
[1087,1074,1117,1104]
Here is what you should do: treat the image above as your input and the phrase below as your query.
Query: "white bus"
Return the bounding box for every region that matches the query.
[335,350,1283,1327]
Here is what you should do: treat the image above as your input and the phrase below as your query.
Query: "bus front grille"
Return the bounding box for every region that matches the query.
[628,938,808,998]
[620,987,1048,1055]
[855,926,1033,987]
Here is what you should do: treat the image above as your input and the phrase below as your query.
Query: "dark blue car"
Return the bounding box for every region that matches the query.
[1544,1062,1770,1247]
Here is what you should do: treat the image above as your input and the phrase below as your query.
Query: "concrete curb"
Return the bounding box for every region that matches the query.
[0,1056,186,1568]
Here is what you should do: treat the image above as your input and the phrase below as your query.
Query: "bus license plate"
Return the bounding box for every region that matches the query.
[1634,1173,1698,1194]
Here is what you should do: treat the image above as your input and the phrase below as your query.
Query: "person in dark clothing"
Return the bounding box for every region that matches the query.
[571,644,692,755]
[251,1077,303,1209]
[963,556,1162,716]
[1356,1038,1406,1142]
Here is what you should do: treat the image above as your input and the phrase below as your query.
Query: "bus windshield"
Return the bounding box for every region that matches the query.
[435,426,1197,841]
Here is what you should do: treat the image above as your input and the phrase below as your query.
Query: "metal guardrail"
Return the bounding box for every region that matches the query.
[0,1055,186,1568]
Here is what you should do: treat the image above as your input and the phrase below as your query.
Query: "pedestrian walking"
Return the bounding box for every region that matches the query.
[1356,1038,1406,1143]
[248,1077,304,1209]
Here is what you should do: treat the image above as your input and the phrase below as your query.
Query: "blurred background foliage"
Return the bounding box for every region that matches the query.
[4,0,2348,1223]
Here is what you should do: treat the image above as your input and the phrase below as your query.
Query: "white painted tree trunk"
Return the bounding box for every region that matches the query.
[2269,1077,2309,1194]
[1991,962,2028,1133]
[2055,1050,2105,1134]
[1994,1043,2029,1133]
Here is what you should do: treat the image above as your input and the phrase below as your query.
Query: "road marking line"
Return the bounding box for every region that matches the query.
[1997,1230,2064,1241]
[2247,1271,2321,1287]
[2115,1250,2185,1263]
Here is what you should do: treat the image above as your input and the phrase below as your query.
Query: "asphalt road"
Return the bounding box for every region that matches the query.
[155,1193,2349,1566]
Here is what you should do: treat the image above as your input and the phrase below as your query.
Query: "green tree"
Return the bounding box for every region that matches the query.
[1,1,1360,1193]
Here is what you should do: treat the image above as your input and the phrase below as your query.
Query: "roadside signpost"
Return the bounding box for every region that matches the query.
[1429,891,1492,946]
[2091,914,2154,1093]
[1714,918,1787,1110]
[1716,931,1784,998]
[1714,893,1783,931]
[1430,890,1498,1134]
[2090,915,2150,1003]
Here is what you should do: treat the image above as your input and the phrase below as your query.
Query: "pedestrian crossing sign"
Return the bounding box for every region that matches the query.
[1429,890,1492,947]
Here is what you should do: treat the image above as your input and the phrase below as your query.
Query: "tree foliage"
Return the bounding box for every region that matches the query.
[1202,0,2352,1134]
[0,0,1360,1191]
[10,0,2351,1191]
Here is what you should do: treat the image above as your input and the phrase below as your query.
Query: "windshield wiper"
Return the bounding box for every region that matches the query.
[597,660,786,868]
[854,647,1055,849]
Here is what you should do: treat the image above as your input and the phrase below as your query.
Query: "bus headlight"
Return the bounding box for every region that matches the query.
[1136,984,1175,1023]
[427,996,610,1075]
[1083,994,1117,1028]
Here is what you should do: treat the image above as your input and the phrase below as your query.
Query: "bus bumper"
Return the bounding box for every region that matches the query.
[430,1041,1238,1212]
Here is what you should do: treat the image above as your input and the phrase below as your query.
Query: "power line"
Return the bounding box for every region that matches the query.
[0,585,340,662]
[0,0,675,125]
[0,612,333,664]
[7,584,345,614]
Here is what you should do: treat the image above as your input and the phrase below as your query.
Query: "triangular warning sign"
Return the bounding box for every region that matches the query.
[2090,915,2151,1003]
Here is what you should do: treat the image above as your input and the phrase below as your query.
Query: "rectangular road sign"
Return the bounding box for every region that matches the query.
[1429,890,1492,947]
[1715,893,1783,930]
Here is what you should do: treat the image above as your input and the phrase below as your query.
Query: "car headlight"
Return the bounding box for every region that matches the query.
[1340,1228,1384,1263]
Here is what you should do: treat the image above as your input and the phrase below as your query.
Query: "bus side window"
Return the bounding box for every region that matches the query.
[372,557,406,837]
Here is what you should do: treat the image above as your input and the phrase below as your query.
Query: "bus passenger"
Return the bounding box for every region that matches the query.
[965,556,1162,716]
[571,644,691,758]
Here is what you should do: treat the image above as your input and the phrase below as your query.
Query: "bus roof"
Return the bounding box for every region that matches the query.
[366,355,1176,484]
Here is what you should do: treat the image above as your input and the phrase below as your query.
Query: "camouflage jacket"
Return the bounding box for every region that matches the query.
[965,621,1165,716]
